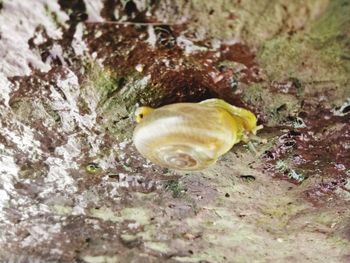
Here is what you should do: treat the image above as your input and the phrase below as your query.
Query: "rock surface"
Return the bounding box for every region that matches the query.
[0,0,349,262]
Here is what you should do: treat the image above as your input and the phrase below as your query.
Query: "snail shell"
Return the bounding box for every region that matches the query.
[133,102,246,171]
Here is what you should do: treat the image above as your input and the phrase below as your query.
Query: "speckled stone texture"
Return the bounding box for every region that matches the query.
[0,0,349,262]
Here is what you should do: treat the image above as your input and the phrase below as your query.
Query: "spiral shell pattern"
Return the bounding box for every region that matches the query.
[133,103,242,171]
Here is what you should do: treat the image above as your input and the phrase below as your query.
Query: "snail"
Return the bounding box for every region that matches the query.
[133,98,262,171]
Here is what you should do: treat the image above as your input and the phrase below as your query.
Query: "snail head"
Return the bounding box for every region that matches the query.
[134,106,154,123]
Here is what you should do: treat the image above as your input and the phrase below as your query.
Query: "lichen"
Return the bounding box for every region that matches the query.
[89,207,121,223]
[50,205,73,215]
[144,242,171,254]
[275,160,306,182]
[120,207,150,225]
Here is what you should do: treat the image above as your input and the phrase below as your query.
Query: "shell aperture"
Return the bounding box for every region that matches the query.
[133,99,259,171]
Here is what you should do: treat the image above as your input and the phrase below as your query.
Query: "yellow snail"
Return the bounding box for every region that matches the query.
[133,98,262,171]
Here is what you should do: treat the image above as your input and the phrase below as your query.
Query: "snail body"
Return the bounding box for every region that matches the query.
[133,99,260,171]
